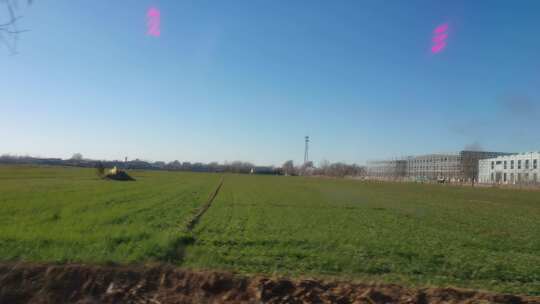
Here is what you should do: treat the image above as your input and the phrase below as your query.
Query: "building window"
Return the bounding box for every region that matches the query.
[511,160,514,169]
[510,173,514,182]
[518,173,522,182]
[503,173,507,182]
[525,160,530,169]
[490,173,494,181]
[525,173,529,181]
[504,161,507,169]
[534,159,538,169]
[491,161,494,170]
[534,173,538,183]
[518,160,522,169]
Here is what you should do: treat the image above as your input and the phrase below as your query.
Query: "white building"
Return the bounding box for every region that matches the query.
[479,152,540,184]
[366,151,511,182]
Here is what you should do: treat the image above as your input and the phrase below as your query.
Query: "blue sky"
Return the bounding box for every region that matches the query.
[1,0,539,166]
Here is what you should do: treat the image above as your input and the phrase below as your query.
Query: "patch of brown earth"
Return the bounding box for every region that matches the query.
[0,263,537,304]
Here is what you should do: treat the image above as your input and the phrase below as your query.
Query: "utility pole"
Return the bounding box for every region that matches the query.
[304,136,310,164]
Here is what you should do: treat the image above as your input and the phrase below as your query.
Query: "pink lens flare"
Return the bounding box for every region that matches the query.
[146,7,161,37]
[431,23,449,54]
[434,24,448,34]
[432,33,448,43]
[431,41,447,53]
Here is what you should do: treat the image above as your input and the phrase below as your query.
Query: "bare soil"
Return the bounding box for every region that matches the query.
[0,263,538,304]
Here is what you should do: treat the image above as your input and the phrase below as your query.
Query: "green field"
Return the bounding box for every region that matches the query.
[1,166,539,295]
[0,165,220,263]
[184,175,540,294]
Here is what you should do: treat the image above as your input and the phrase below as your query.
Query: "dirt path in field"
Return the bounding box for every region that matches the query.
[0,263,538,304]
[185,177,224,231]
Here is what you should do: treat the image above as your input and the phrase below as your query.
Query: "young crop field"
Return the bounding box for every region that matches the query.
[0,165,221,263]
[184,174,540,295]
[1,166,539,296]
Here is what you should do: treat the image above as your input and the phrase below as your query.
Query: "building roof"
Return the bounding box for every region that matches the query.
[480,152,540,161]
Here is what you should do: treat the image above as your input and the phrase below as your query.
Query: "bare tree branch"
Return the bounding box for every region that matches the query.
[0,15,20,27]
[0,27,28,34]
[0,0,30,54]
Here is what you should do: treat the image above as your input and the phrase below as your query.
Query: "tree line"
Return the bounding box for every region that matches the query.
[1,154,366,178]
[281,160,366,177]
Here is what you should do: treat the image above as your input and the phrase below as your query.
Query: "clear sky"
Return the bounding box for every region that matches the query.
[1,0,539,166]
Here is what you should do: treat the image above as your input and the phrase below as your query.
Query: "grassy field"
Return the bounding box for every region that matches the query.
[1,166,539,295]
[184,174,540,295]
[0,165,220,263]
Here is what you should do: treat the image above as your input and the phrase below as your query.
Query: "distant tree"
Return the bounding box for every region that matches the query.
[95,161,105,178]
[351,164,367,177]
[328,162,347,177]
[461,151,480,187]
[153,161,166,169]
[71,153,83,161]
[165,160,182,170]
[299,161,314,176]
[192,162,205,172]
[318,159,330,175]
[313,162,366,178]
[228,161,253,174]
[182,162,192,170]
[208,162,219,172]
[230,161,242,173]
[282,160,295,176]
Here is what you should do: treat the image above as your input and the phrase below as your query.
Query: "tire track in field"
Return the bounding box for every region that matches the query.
[172,177,224,263]
[184,177,224,231]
